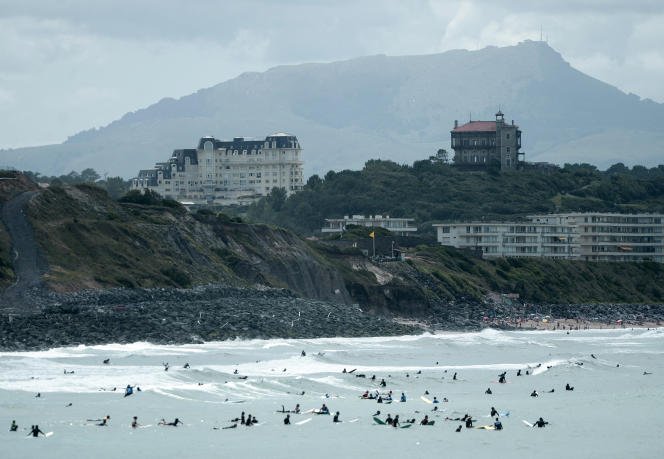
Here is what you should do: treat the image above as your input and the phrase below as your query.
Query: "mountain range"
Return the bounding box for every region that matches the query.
[2,40,663,178]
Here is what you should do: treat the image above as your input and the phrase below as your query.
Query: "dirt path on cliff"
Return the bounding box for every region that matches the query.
[1,191,48,313]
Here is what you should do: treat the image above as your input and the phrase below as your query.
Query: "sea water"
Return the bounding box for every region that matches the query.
[1,328,662,459]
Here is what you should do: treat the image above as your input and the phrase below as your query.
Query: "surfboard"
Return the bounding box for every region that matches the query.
[139,424,152,429]
[421,421,436,426]
[420,396,433,404]
[476,425,495,430]
[349,418,359,423]
[522,420,533,427]
[400,424,412,429]
[296,418,312,425]
[373,416,386,425]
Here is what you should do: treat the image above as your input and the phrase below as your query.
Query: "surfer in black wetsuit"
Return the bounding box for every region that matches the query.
[494,418,503,430]
[380,379,387,387]
[465,417,474,428]
[533,417,548,428]
[164,418,182,426]
[530,390,539,397]
[132,416,139,428]
[385,414,393,425]
[333,412,341,423]
[392,415,400,427]
[485,387,492,394]
[455,425,462,432]
[97,415,110,426]
[28,425,45,437]
[565,383,574,390]
[453,372,457,380]
[284,414,291,425]
[490,407,498,417]
[498,372,507,383]
[10,420,18,431]
[420,415,429,425]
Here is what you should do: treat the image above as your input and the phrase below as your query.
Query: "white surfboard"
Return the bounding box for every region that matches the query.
[420,396,433,404]
[522,420,533,427]
[348,418,360,423]
[45,432,54,437]
[296,418,312,425]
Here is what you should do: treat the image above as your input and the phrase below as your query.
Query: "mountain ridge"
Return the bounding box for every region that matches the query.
[2,40,663,177]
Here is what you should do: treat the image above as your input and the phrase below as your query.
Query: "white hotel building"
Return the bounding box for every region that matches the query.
[434,213,664,263]
[131,133,304,205]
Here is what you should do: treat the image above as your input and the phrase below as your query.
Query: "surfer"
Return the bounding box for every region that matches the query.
[124,385,133,397]
[490,407,498,417]
[494,418,503,430]
[530,390,539,397]
[385,414,393,426]
[400,392,407,402]
[294,404,301,414]
[565,383,574,391]
[498,372,507,383]
[455,425,462,432]
[319,404,330,414]
[284,414,291,425]
[392,415,400,428]
[485,388,492,394]
[163,362,169,372]
[333,412,341,423]
[184,363,190,369]
[103,358,110,364]
[97,415,110,426]
[131,416,139,428]
[420,415,430,425]
[10,420,18,431]
[380,379,387,387]
[240,412,246,425]
[28,425,45,437]
[533,417,548,428]
[163,418,182,427]
[453,372,457,380]
[517,369,522,376]
[465,417,474,428]
[301,350,306,357]
[433,397,439,403]
[547,389,555,393]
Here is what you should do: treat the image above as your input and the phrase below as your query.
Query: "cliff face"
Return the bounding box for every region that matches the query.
[16,184,352,304]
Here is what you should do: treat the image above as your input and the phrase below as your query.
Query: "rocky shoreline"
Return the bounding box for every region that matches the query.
[0,285,421,351]
[1,284,663,351]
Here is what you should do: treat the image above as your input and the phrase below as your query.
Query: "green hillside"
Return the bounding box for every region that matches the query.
[247,161,664,235]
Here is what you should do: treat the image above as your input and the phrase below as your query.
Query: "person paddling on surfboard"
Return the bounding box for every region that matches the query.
[565,383,574,391]
[10,420,18,432]
[420,415,430,425]
[533,417,548,428]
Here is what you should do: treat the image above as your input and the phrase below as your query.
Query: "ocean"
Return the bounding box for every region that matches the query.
[1,328,662,459]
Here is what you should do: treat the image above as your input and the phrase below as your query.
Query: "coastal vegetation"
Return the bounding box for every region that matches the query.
[247,160,664,235]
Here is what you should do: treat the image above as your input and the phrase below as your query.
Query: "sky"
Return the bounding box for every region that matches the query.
[1,0,663,149]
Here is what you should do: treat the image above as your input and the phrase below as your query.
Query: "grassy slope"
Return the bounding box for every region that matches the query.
[410,245,664,303]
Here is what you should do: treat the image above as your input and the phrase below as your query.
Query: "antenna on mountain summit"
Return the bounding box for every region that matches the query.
[540,25,543,42]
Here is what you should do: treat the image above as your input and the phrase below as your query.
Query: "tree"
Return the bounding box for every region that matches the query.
[429,148,449,164]
[80,168,100,183]
[266,187,287,211]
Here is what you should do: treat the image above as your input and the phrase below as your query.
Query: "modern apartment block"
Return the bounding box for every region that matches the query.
[322,215,417,236]
[131,133,303,205]
[434,213,664,262]
[451,111,523,170]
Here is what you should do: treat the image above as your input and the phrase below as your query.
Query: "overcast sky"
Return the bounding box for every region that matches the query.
[1,0,663,149]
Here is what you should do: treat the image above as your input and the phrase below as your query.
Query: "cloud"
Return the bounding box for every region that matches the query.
[0,0,663,149]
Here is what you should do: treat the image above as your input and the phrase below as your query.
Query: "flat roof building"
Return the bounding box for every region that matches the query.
[322,215,417,236]
[434,212,663,263]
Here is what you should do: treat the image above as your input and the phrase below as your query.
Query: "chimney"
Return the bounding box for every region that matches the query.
[454,120,458,128]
